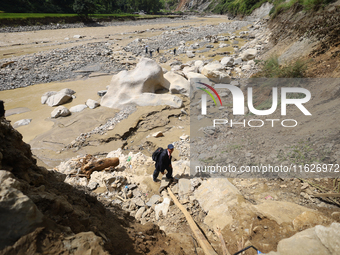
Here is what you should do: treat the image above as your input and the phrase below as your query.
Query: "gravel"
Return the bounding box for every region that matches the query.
[0,42,125,91]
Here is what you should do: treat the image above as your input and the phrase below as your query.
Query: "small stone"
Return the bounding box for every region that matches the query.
[152,131,164,138]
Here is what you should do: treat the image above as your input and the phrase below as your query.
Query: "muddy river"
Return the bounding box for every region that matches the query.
[0,15,243,168]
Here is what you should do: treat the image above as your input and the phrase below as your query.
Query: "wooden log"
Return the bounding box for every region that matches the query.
[214,225,231,255]
[314,193,340,198]
[82,157,119,177]
[167,187,218,255]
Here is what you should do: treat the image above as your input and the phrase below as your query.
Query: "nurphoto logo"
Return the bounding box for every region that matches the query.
[197,82,312,128]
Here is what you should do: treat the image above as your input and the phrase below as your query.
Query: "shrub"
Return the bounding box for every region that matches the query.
[255,55,308,78]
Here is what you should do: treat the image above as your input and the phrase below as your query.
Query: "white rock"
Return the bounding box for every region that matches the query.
[186,51,195,58]
[152,131,164,138]
[163,71,191,96]
[86,99,100,109]
[234,57,243,65]
[90,171,115,188]
[87,181,99,191]
[172,160,190,177]
[69,104,87,113]
[235,67,242,73]
[268,224,340,255]
[180,135,189,140]
[13,119,32,127]
[219,43,229,48]
[221,57,234,67]
[240,48,257,61]
[194,179,242,230]
[182,66,196,77]
[247,60,255,66]
[203,70,231,84]
[201,61,225,75]
[64,176,88,187]
[42,88,75,107]
[51,106,71,118]
[186,72,213,94]
[101,58,182,109]
[315,223,340,254]
[194,60,204,73]
[135,207,146,220]
[41,91,57,104]
[242,65,252,71]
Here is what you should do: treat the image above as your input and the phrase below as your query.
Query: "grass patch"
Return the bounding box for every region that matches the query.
[254,55,309,78]
[278,140,331,165]
[0,13,173,26]
[222,144,244,153]
[270,0,336,18]
[0,13,139,19]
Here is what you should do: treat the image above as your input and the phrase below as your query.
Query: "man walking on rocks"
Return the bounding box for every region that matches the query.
[153,144,174,182]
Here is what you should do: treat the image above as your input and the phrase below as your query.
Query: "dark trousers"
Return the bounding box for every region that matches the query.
[153,166,172,180]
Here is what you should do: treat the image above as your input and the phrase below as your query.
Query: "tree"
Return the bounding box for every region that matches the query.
[73,0,96,17]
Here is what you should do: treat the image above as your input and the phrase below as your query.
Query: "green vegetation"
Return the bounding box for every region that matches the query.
[0,0,164,15]
[207,0,336,16]
[270,0,336,18]
[278,140,331,165]
[254,55,309,78]
[0,13,77,19]
[208,0,271,15]
[222,144,244,153]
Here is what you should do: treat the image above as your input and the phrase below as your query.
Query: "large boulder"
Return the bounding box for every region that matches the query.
[267,223,340,255]
[221,57,234,67]
[51,106,71,118]
[0,184,44,250]
[201,61,225,75]
[69,104,87,113]
[164,71,191,96]
[254,200,314,225]
[101,58,183,109]
[86,99,100,109]
[186,72,213,86]
[186,51,195,58]
[240,48,257,61]
[194,60,204,73]
[41,88,75,107]
[194,178,248,230]
[201,62,231,83]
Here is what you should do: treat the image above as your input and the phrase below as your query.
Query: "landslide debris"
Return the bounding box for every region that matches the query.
[0,117,184,254]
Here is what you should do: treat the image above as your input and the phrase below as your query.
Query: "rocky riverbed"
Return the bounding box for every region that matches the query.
[0,16,256,91]
[1,9,340,255]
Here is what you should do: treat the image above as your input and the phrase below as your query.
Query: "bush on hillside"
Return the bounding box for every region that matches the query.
[254,55,309,78]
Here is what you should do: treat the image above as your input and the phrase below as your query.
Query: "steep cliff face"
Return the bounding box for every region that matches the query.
[175,0,212,12]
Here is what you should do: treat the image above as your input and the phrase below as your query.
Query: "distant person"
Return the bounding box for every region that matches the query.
[150,50,153,58]
[153,144,174,182]
[157,47,160,54]
[173,48,176,55]
[0,100,5,118]
[145,46,148,54]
